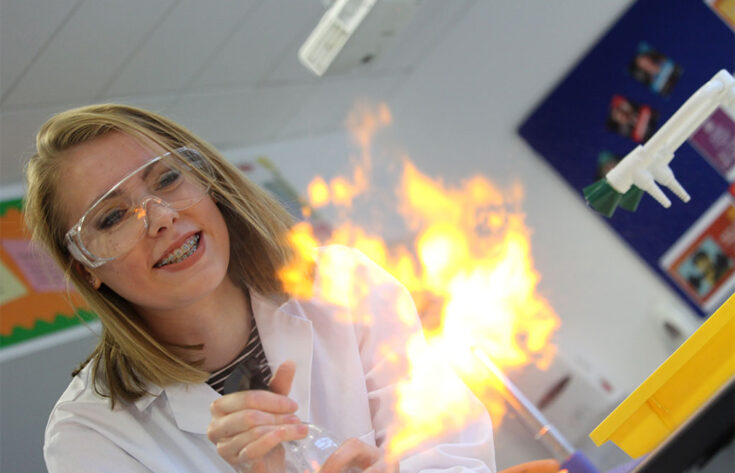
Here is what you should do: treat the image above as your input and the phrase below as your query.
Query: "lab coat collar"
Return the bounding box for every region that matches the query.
[132,292,314,434]
[165,382,221,434]
[133,384,162,412]
[132,377,221,436]
[250,291,314,421]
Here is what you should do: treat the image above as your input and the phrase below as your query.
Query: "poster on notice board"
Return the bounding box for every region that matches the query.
[0,195,94,350]
[519,0,735,316]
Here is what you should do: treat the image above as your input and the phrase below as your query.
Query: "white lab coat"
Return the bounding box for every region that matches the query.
[44,246,496,473]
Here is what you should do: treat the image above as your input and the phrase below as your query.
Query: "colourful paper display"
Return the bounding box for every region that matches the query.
[0,198,94,349]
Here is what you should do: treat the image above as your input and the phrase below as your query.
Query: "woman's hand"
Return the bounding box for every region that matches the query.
[320,439,396,473]
[207,361,308,471]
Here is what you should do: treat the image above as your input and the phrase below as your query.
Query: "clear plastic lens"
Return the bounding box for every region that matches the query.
[75,148,211,261]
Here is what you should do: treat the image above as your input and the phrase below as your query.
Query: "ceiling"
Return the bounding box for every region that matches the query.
[0,0,475,186]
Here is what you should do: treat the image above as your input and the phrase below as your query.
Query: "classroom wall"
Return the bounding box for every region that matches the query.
[1,1,706,472]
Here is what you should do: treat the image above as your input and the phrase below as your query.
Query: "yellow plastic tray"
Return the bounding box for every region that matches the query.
[590,292,735,458]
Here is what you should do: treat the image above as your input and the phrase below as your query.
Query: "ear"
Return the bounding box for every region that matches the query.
[73,261,102,290]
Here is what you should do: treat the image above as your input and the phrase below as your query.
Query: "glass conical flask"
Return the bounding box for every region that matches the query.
[282,423,343,473]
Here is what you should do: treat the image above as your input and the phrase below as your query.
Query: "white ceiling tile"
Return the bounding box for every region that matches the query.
[276,74,405,139]
[0,0,80,101]
[264,45,319,85]
[0,0,449,185]
[102,0,260,97]
[192,0,325,88]
[165,85,314,148]
[370,0,476,74]
[266,0,474,82]
[1,0,176,108]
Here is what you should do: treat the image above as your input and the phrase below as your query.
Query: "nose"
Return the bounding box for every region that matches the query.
[142,197,179,237]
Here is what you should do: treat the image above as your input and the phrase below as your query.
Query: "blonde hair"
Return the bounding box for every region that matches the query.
[24,104,297,406]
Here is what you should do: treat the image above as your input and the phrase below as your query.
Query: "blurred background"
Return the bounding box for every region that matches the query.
[1,1,732,472]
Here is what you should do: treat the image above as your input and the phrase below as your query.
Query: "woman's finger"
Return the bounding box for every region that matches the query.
[208,409,301,443]
[363,457,392,473]
[214,423,302,464]
[235,443,286,473]
[209,360,301,468]
[269,360,296,396]
[320,438,383,473]
[235,423,308,463]
[211,389,298,416]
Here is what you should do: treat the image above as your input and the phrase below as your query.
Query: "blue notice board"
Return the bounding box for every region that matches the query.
[519,0,735,316]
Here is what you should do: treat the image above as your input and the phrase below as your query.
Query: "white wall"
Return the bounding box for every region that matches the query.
[1,1,707,472]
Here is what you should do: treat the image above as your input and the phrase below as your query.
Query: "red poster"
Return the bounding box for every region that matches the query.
[660,194,735,312]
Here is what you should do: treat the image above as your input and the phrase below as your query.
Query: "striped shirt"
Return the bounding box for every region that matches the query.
[206,318,272,395]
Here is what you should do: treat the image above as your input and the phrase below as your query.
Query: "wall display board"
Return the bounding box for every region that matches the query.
[0,197,93,350]
[519,0,735,316]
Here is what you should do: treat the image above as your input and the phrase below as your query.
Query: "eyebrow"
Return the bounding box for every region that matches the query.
[86,156,165,208]
[89,188,122,208]
[141,158,163,182]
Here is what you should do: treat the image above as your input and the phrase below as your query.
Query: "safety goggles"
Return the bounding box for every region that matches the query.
[65,146,213,268]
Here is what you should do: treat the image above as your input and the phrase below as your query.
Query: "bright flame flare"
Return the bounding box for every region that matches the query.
[306,102,391,209]
[278,103,560,461]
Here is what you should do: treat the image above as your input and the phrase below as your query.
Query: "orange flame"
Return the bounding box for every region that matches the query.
[278,103,559,461]
[305,102,391,209]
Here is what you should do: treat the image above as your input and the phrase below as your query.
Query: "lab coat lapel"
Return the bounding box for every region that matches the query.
[165,382,220,434]
[251,292,313,421]
[148,292,314,435]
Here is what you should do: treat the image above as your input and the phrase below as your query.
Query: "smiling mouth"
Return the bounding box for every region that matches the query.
[154,233,201,268]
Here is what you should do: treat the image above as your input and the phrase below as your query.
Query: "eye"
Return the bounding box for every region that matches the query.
[96,207,128,230]
[179,149,206,168]
[156,169,182,190]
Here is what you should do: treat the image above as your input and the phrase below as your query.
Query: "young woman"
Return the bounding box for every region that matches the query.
[25,104,496,473]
